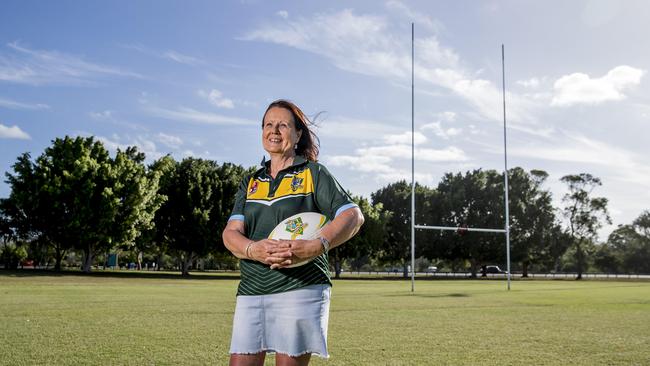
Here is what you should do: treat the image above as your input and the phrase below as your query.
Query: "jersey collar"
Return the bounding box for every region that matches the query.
[260,155,308,175]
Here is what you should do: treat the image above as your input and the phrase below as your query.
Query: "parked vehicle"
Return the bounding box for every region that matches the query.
[482,265,507,275]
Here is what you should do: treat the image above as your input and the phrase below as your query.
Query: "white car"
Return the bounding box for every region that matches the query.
[426,266,438,273]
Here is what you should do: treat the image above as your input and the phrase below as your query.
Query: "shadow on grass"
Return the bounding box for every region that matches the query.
[0,268,241,281]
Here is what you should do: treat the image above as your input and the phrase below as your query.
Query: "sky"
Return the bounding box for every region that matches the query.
[1,0,649,240]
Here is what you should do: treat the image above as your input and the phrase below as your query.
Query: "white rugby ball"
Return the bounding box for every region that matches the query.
[268,212,329,268]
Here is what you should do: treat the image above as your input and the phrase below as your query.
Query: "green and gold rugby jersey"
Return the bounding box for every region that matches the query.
[229,156,357,296]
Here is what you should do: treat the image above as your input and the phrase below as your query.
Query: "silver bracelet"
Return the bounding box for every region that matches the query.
[244,241,255,259]
[320,236,330,253]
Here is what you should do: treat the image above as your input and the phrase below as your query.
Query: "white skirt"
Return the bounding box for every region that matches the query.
[229,284,331,358]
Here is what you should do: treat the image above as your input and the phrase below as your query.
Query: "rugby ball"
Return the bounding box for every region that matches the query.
[268,212,329,268]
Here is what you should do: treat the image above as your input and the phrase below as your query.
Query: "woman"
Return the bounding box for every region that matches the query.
[223,99,364,366]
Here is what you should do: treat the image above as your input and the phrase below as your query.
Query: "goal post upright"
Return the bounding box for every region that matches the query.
[409,26,512,291]
[410,22,416,292]
[502,44,512,291]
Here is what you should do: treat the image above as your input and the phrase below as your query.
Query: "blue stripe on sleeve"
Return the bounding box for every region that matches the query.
[335,203,358,218]
[228,214,245,222]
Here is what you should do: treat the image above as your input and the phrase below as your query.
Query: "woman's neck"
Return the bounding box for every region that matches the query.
[268,153,295,178]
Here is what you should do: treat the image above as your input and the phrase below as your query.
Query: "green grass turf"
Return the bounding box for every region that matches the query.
[1,271,649,365]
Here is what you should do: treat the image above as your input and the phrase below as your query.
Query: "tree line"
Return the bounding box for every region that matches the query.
[1,136,649,278]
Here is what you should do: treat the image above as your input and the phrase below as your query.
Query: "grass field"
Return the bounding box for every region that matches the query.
[1,271,649,365]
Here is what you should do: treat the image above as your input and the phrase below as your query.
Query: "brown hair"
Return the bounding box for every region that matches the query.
[263,99,320,162]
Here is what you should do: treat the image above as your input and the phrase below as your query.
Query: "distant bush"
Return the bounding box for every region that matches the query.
[1,242,28,269]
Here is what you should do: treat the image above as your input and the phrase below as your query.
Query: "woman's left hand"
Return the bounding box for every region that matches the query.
[269,239,323,269]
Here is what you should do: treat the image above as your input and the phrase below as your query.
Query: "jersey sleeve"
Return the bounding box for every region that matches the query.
[312,163,358,220]
[228,175,249,222]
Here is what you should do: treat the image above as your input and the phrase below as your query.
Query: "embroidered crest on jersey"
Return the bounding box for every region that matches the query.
[290,176,304,192]
[246,168,314,205]
[249,181,258,194]
[285,217,308,240]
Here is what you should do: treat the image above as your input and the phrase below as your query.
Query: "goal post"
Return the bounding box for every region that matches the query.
[410,24,511,291]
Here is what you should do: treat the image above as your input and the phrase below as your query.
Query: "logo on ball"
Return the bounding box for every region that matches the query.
[285,217,308,240]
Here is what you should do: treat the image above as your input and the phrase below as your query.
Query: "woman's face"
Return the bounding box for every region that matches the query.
[262,107,302,157]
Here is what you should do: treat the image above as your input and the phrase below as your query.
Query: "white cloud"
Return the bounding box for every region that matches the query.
[162,50,203,66]
[317,115,402,141]
[509,133,650,187]
[326,154,393,173]
[385,1,443,33]
[241,9,405,76]
[384,131,427,145]
[94,134,163,160]
[421,121,462,139]
[325,153,435,185]
[91,131,190,160]
[0,97,50,110]
[327,144,467,176]
[0,123,30,139]
[358,145,468,163]
[242,9,535,124]
[377,171,436,186]
[276,10,289,19]
[421,111,462,139]
[324,109,468,184]
[508,124,555,138]
[145,104,254,126]
[87,110,149,131]
[440,111,456,121]
[517,77,541,89]
[1,41,142,85]
[89,110,112,120]
[551,65,645,106]
[157,132,183,149]
[121,43,204,66]
[198,89,235,109]
[447,76,521,122]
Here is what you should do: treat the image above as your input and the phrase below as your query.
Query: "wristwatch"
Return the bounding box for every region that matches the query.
[319,236,330,253]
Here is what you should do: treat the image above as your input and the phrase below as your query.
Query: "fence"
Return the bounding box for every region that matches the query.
[337,270,650,279]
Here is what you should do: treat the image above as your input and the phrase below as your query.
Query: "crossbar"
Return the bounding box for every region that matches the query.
[414,225,506,234]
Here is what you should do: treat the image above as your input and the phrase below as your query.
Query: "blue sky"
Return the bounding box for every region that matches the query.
[1,0,649,239]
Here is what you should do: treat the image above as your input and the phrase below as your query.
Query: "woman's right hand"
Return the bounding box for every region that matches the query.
[248,239,293,267]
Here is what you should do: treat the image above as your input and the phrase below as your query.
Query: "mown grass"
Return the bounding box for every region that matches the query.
[1,271,649,365]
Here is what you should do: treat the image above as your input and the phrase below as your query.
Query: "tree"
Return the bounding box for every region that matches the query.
[5,136,163,272]
[543,224,573,273]
[371,181,436,277]
[431,170,505,277]
[0,242,27,269]
[561,174,611,280]
[146,155,178,270]
[634,211,650,237]
[157,157,247,276]
[625,211,650,273]
[330,194,390,278]
[508,168,557,277]
[106,147,165,271]
[599,211,650,274]
[4,152,70,270]
[0,199,16,247]
[34,136,114,272]
[593,236,622,273]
